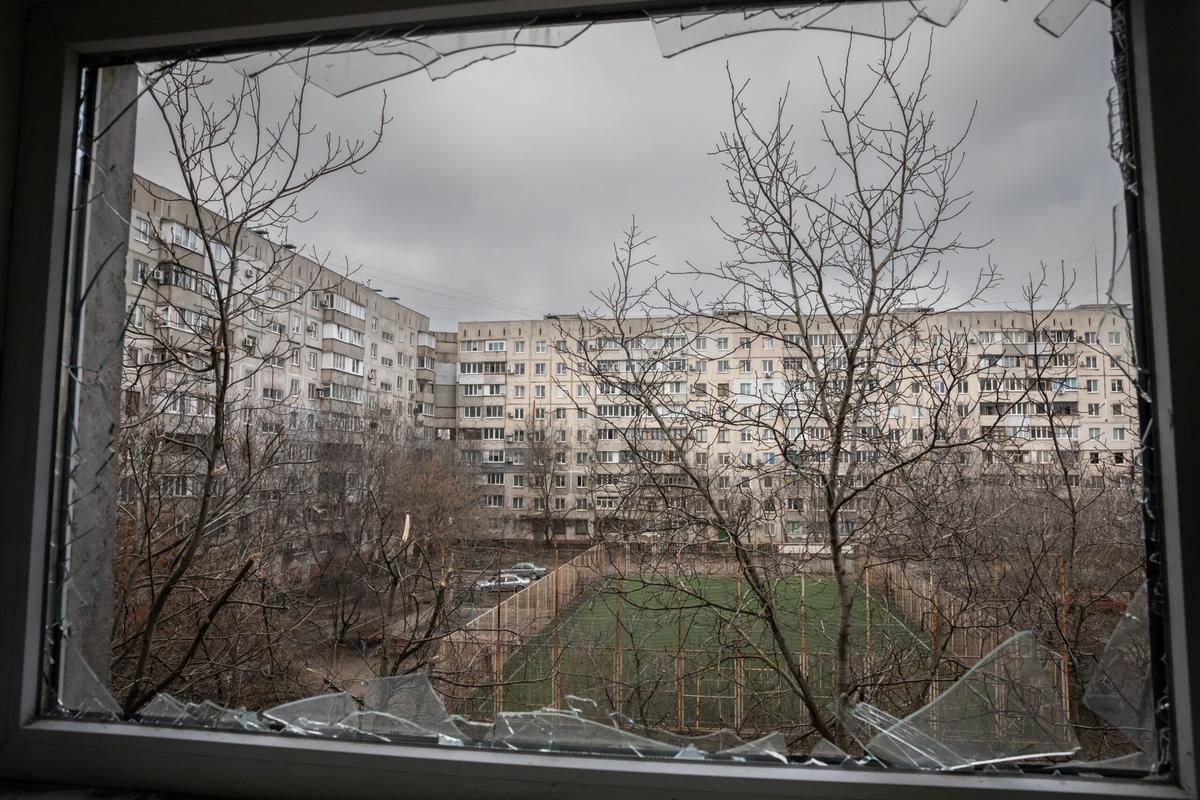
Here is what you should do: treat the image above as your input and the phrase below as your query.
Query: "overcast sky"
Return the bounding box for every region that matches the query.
[135,0,1126,330]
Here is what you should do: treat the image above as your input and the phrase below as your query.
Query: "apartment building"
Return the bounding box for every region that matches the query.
[453,308,1138,543]
[117,176,1137,545]
[121,176,442,433]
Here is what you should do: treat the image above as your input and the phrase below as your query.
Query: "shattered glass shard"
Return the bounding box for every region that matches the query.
[488,709,682,757]
[841,700,966,769]
[298,45,429,97]
[650,8,828,58]
[809,736,850,763]
[650,0,974,59]
[208,3,1096,97]
[253,20,590,95]
[846,631,1079,769]
[340,710,459,744]
[513,22,593,48]
[56,637,121,720]
[635,727,790,762]
[263,691,357,728]
[712,732,791,763]
[185,699,271,732]
[356,673,464,741]
[805,1,923,39]
[1035,0,1094,37]
[451,716,495,743]
[910,0,971,27]
[1083,584,1155,760]
[424,46,516,81]
[137,693,195,726]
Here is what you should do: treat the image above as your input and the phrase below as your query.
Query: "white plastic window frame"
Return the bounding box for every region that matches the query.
[0,1,1197,798]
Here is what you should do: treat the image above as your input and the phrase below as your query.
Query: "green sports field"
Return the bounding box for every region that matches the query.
[468,575,927,732]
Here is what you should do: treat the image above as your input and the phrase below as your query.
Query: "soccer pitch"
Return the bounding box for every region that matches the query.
[469,575,925,732]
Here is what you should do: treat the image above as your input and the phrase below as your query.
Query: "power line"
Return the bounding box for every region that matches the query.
[308,250,545,317]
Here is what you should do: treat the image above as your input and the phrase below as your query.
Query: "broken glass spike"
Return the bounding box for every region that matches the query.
[137,693,195,726]
[56,637,121,720]
[209,3,1097,97]
[849,631,1079,769]
[1035,0,1094,37]
[488,709,683,756]
[809,736,850,763]
[263,691,357,728]
[357,673,464,741]
[712,732,791,762]
[1083,584,1155,761]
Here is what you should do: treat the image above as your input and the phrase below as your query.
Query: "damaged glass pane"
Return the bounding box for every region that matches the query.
[197,2,1105,98]
[42,0,1163,785]
[1081,584,1157,767]
[842,632,1079,769]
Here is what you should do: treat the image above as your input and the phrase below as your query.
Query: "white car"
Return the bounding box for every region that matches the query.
[475,574,530,592]
[503,562,548,580]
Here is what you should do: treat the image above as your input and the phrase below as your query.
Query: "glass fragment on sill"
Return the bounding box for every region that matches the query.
[340,710,463,745]
[809,737,851,763]
[55,636,122,720]
[355,673,465,742]
[634,727,791,763]
[1081,583,1156,766]
[839,700,964,769]
[263,691,357,730]
[1035,0,1093,37]
[710,732,791,763]
[488,708,685,756]
[137,693,196,726]
[842,631,1079,770]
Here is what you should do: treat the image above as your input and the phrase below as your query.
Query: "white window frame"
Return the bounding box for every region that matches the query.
[0,4,1195,800]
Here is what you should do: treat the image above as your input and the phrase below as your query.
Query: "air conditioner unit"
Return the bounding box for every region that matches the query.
[504,436,513,443]
[154,267,170,284]
[242,336,257,351]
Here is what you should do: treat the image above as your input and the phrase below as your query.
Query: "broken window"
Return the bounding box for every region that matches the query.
[33,0,1169,788]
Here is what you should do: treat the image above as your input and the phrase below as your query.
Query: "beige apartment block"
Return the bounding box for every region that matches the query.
[116,175,1137,546]
[454,309,1137,543]
[121,175,442,432]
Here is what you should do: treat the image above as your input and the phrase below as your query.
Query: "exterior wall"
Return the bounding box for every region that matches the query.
[432,330,459,439]
[117,178,1136,545]
[453,310,1138,542]
[122,175,443,429]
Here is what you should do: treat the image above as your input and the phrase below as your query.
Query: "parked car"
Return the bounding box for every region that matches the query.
[475,574,530,592]
[503,562,548,580]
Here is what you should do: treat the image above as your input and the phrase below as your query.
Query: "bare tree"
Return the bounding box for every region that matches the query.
[282,413,487,692]
[558,40,1010,744]
[112,58,388,713]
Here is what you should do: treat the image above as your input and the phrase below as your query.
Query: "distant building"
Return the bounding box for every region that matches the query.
[119,175,1138,546]
[122,175,445,430]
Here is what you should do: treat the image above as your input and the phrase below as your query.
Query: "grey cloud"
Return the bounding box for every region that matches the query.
[135,0,1124,329]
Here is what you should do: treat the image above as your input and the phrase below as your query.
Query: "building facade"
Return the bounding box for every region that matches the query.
[121,176,443,432]
[117,175,1138,546]
[453,309,1138,543]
